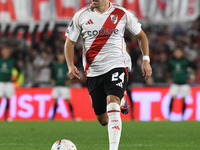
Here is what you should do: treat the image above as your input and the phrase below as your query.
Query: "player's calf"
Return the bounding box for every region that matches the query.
[96,113,109,126]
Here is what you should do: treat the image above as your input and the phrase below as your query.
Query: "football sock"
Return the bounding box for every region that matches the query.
[5,98,9,121]
[127,89,134,120]
[68,101,74,120]
[52,101,58,119]
[107,103,121,150]
[120,97,125,107]
[169,98,174,116]
[182,99,186,117]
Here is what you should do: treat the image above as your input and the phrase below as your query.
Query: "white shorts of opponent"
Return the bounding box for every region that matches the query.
[52,86,70,100]
[0,82,14,98]
[169,83,190,98]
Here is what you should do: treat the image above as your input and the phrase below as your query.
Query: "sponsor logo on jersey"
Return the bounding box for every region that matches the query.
[110,14,118,24]
[0,63,8,72]
[87,27,118,36]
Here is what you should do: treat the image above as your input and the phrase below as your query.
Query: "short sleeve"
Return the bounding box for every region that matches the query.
[65,13,81,42]
[125,9,141,36]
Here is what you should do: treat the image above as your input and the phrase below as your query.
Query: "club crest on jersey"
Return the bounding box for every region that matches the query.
[110,14,118,24]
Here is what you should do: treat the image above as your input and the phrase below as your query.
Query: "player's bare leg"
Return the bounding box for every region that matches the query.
[96,113,108,126]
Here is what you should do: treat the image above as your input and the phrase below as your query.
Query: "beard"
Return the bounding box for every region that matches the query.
[91,0,99,8]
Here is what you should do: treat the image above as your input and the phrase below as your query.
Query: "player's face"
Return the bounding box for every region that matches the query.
[174,48,184,59]
[41,52,48,59]
[1,47,11,59]
[57,54,65,63]
[91,0,99,7]
[91,0,108,8]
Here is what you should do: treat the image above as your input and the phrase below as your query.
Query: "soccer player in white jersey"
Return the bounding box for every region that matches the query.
[64,0,152,149]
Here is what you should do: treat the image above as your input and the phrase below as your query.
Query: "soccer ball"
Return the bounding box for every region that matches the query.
[51,139,77,150]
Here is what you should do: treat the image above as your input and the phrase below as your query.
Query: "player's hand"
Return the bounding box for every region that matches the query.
[11,76,17,82]
[65,80,71,86]
[167,78,172,84]
[68,65,80,79]
[51,80,56,85]
[142,60,152,80]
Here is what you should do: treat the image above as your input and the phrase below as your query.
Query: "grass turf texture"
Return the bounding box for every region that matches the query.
[0,121,200,150]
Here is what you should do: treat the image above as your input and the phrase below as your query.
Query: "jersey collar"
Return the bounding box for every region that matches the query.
[91,2,113,15]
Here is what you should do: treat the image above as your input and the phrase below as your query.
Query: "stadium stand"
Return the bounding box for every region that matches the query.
[0,17,200,88]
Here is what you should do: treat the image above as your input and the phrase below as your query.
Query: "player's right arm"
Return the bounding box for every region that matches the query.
[64,9,82,80]
[64,38,80,80]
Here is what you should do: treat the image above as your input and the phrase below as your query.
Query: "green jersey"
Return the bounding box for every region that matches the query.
[169,58,189,84]
[0,58,15,82]
[52,62,68,86]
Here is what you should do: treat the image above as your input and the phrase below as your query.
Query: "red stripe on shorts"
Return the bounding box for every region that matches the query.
[125,67,129,82]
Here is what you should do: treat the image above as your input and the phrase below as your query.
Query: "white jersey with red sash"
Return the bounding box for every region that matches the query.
[65,3,141,77]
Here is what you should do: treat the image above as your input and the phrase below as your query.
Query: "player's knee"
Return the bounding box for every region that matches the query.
[107,95,120,105]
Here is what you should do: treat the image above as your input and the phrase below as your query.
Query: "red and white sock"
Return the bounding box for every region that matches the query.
[107,103,121,150]
[120,97,125,107]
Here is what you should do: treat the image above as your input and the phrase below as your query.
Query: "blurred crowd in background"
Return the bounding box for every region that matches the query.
[0,17,200,88]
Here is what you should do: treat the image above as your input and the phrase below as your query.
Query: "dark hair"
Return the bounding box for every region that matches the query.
[175,46,183,51]
[1,45,11,50]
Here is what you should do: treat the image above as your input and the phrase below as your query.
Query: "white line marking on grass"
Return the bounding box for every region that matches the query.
[0,144,49,146]
[76,144,153,147]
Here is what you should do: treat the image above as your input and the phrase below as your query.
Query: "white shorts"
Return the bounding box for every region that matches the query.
[0,82,15,98]
[52,86,70,100]
[169,83,190,98]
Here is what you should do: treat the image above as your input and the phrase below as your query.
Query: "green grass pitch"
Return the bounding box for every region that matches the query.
[0,121,200,150]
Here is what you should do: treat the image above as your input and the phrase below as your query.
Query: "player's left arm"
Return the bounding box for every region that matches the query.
[189,61,197,71]
[12,62,21,81]
[136,29,152,80]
